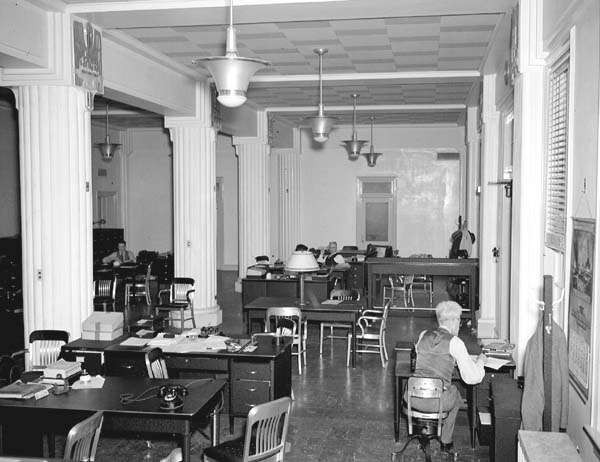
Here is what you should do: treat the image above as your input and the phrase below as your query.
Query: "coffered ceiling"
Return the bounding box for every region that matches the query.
[72,0,515,127]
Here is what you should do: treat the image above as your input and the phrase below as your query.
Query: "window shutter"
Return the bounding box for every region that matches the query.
[544,52,569,252]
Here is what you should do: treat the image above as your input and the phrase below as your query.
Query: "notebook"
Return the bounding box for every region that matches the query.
[0,381,50,399]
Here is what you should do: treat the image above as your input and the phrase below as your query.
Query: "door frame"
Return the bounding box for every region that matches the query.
[356,176,397,248]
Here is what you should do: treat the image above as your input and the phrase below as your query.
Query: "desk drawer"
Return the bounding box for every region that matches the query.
[231,361,271,380]
[166,356,228,372]
[231,380,271,414]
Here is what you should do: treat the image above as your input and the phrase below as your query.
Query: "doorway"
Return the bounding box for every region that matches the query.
[356,177,396,247]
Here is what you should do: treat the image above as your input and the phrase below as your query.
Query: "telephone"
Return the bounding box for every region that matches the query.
[157,384,188,411]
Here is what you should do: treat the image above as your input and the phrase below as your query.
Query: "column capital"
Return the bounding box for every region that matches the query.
[164,81,213,129]
[232,110,269,146]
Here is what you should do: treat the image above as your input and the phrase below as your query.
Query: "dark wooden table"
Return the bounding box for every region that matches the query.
[366,257,479,326]
[0,377,225,462]
[393,340,515,449]
[243,296,363,368]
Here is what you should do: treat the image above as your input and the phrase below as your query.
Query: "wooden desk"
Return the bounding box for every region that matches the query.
[243,296,363,367]
[62,336,292,433]
[0,377,225,462]
[393,340,515,449]
[366,257,479,325]
[242,277,334,306]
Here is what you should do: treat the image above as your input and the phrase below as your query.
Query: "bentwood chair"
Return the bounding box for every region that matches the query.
[155,277,196,333]
[265,307,306,374]
[28,330,69,370]
[391,377,449,462]
[204,397,292,462]
[346,301,390,367]
[63,411,104,462]
[319,289,360,355]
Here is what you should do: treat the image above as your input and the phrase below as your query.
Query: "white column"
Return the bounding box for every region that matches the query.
[478,73,501,338]
[165,83,221,327]
[274,128,301,260]
[233,111,271,286]
[16,85,93,344]
[511,0,546,372]
[465,106,480,258]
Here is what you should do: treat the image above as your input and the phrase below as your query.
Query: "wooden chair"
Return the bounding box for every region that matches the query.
[28,330,69,370]
[391,377,449,462]
[265,307,306,374]
[145,347,168,379]
[64,411,104,462]
[346,301,389,367]
[319,288,360,356]
[155,277,196,333]
[204,397,292,462]
[126,262,153,308]
[382,274,414,308]
[93,275,117,312]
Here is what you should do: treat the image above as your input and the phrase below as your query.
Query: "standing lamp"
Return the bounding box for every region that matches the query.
[285,251,319,306]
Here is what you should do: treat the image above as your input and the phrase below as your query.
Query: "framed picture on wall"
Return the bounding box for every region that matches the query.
[568,218,595,400]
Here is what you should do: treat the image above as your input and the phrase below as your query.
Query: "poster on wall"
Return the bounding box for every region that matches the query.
[568,218,595,400]
[72,19,103,93]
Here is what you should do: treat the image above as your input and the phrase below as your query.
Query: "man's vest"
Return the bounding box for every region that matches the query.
[414,328,455,388]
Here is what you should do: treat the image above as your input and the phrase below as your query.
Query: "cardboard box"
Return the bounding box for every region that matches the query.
[82,312,124,340]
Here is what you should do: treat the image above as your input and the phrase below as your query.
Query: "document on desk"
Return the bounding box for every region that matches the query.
[162,335,230,353]
[321,299,342,305]
[72,375,105,390]
[470,354,512,370]
[148,333,182,347]
[120,337,148,347]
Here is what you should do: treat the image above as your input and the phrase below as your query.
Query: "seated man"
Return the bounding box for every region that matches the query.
[408,301,485,454]
[102,240,135,265]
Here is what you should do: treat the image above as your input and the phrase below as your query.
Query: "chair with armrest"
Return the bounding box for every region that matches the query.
[265,307,306,374]
[155,277,196,333]
[204,396,292,462]
[391,376,449,462]
[28,330,69,370]
[126,262,154,308]
[93,274,117,312]
[64,411,104,462]
[319,289,360,356]
[346,301,389,367]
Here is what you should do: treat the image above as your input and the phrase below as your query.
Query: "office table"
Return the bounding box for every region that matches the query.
[241,277,334,306]
[0,377,225,462]
[243,296,363,368]
[393,341,515,448]
[62,336,292,433]
[366,258,479,326]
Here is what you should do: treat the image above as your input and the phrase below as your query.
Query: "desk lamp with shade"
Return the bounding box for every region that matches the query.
[285,251,319,306]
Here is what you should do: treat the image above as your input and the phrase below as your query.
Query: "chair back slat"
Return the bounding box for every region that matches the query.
[64,411,104,462]
[244,397,292,462]
[405,376,444,437]
[28,330,69,369]
[145,348,168,379]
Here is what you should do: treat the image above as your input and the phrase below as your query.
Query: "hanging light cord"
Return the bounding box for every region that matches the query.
[229,0,233,29]
[105,104,109,139]
[318,51,324,116]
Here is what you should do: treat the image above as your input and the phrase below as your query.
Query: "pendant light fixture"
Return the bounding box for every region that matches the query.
[342,94,367,160]
[96,103,121,163]
[306,48,336,143]
[363,116,382,167]
[193,0,269,108]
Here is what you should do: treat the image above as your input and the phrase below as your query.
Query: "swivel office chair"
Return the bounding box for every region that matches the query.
[391,377,451,462]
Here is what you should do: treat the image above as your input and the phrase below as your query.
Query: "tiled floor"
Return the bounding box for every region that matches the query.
[93,272,491,461]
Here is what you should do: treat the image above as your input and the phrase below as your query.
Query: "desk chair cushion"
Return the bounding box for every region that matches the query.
[204,436,246,462]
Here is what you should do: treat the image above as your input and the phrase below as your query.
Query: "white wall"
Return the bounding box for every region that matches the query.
[216,133,238,268]
[541,1,600,458]
[125,128,173,255]
[299,124,465,258]
[0,99,20,237]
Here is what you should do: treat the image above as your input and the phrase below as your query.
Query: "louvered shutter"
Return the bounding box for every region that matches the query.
[545,52,569,252]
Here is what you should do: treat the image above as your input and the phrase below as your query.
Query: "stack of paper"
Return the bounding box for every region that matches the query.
[148,333,182,347]
[72,375,105,390]
[0,381,51,399]
[44,359,81,380]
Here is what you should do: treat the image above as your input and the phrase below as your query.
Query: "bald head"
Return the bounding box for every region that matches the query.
[435,301,463,334]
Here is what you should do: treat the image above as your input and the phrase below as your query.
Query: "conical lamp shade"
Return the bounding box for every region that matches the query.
[363,116,382,167]
[342,94,367,159]
[95,103,120,162]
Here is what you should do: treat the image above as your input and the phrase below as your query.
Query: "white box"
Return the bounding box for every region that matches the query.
[82,312,124,340]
